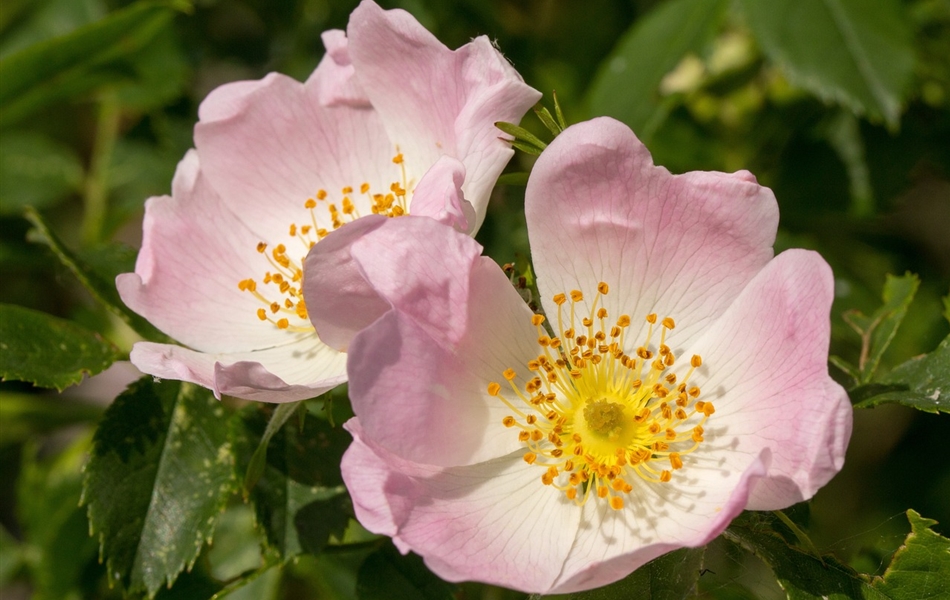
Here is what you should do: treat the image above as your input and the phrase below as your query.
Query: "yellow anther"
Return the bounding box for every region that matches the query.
[610,496,624,510]
[670,453,683,470]
[553,293,567,305]
[597,282,609,294]
[660,471,672,482]
[662,317,676,329]
[566,488,577,500]
[570,290,584,302]
[503,368,517,381]
[502,416,516,427]
[532,314,545,326]
[317,189,327,200]
[392,153,404,164]
[691,355,702,368]
[360,182,370,193]
[488,382,501,396]
[597,308,607,319]
[256,242,267,253]
[646,313,657,324]
[276,318,289,329]
[523,452,537,464]
[256,308,267,321]
[342,186,353,194]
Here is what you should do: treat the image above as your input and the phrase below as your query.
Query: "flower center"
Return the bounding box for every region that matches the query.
[488,282,714,511]
[237,149,412,332]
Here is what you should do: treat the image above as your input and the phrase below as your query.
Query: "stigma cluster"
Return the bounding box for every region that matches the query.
[489,282,715,510]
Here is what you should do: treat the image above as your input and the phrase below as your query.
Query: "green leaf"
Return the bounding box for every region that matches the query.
[535,103,563,136]
[0,131,84,214]
[851,334,950,413]
[842,273,920,384]
[24,206,169,342]
[586,0,728,141]
[0,304,121,391]
[538,547,705,600]
[724,511,867,599]
[495,120,548,152]
[355,543,459,600]
[0,0,105,59]
[0,0,187,128]
[17,434,100,600]
[724,509,950,599]
[0,523,22,586]
[738,0,914,129]
[82,377,238,597]
[233,407,352,559]
[867,510,950,599]
[244,401,302,496]
[0,391,103,446]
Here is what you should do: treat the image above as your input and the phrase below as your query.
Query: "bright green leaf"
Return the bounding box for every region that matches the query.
[538,547,705,600]
[851,334,950,413]
[232,407,352,560]
[82,378,237,597]
[586,0,728,141]
[24,207,169,342]
[738,0,914,129]
[495,120,548,151]
[868,510,950,599]
[0,131,84,214]
[356,543,458,600]
[843,273,920,384]
[0,0,186,128]
[0,304,121,391]
[534,103,563,136]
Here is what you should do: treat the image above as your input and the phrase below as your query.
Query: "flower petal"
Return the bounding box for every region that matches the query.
[130,336,346,402]
[548,450,769,593]
[526,117,779,350]
[194,71,395,243]
[343,419,580,592]
[306,216,538,465]
[117,151,293,352]
[408,156,474,234]
[311,29,371,107]
[346,0,540,228]
[688,249,852,509]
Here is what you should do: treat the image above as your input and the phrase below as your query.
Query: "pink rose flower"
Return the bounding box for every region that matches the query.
[116,0,540,402]
[305,117,853,592]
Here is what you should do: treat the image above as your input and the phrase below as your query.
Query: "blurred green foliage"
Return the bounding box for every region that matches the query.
[0,0,948,598]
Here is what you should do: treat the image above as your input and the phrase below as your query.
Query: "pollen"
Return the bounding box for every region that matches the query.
[237,146,414,333]
[492,282,713,510]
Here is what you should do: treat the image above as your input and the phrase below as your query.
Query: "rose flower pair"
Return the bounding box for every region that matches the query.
[117,1,852,594]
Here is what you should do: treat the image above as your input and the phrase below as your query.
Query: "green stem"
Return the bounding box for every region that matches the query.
[81,92,121,246]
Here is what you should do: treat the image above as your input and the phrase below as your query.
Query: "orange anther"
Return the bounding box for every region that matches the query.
[691,355,702,368]
[570,290,583,302]
[597,282,609,294]
[488,382,501,396]
[531,314,545,326]
[662,317,676,329]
